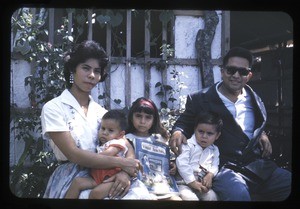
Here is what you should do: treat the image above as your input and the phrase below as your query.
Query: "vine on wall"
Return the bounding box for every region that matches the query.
[10,8,73,197]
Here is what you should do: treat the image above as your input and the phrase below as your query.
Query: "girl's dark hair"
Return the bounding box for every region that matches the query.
[195,111,223,133]
[63,40,109,88]
[102,109,128,131]
[222,47,253,68]
[126,97,169,140]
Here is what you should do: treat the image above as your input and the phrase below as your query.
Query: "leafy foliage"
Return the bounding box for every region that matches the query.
[10,8,74,198]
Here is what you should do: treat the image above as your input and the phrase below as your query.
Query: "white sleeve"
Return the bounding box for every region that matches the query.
[41,100,69,137]
[106,139,128,156]
[41,100,69,161]
[176,143,196,184]
[210,145,220,176]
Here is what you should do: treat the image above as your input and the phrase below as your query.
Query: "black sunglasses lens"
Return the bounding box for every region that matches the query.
[225,67,237,75]
[225,66,249,76]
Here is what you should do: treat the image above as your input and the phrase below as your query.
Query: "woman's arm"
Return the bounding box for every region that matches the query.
[48,132,140,175]
[103,138,138,199]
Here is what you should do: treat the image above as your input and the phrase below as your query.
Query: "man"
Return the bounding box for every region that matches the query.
[170,47,291,201]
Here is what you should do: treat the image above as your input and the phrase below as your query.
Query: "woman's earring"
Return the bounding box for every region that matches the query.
[69,73,74,84]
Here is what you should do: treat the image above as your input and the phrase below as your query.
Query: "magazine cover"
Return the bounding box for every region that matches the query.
[134,137,179,196]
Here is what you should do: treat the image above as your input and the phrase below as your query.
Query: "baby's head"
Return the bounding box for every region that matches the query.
[99,109,127,144]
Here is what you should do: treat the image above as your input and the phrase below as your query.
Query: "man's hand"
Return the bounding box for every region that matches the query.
[259,131,272,158]
[169,130,187,156]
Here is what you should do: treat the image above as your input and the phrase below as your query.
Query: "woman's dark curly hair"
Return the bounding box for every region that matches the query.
[63,40,109,88]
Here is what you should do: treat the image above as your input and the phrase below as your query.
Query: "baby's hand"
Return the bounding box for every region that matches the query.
[188,180,208,193]
[202,172,213,188]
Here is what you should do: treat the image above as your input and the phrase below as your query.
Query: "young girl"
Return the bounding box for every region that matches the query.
[125,97,181,200]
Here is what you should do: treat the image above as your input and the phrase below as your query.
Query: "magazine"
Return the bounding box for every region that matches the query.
[134,136,179,196]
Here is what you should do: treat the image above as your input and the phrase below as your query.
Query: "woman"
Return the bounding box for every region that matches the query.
[41,40,150,199]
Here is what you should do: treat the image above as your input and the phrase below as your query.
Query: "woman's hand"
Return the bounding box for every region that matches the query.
[120,158,143,177]
[103,171,131,199]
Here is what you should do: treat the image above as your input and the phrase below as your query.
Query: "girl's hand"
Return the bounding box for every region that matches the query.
[169,161,177,175]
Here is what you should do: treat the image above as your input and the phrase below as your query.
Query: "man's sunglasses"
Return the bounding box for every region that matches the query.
[223,66,251,76]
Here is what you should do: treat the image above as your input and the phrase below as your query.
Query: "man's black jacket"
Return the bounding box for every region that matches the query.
[173,82,267,167]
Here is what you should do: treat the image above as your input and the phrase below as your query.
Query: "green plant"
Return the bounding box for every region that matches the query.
[10,8,74,198]
[155,44,187,132]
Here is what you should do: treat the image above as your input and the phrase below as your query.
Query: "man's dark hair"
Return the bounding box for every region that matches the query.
[223,47,253,68]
